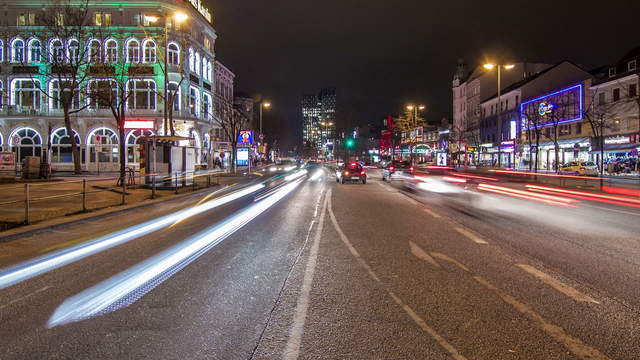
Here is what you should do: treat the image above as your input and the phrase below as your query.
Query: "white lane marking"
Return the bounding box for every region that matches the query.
[423,208,442,219]
[327,195,467,360]
[409,242,441,268]
[581,203,640,217]
[283,189,330,360]
[377,182,395,192]
[473,275,611,360]
[428,251,610,360]
[0,286,51,310]
[405,196,420,206]
[430,252,470,272]
[516,264,600,304]
[454,227,488,245]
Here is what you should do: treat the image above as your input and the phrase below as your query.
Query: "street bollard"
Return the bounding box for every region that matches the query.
[24,183,30,224]
[193,173,197,191]
[207,174,211,188]
[82,179,87,212]
[152,174,156,199]
[175,172,179,194]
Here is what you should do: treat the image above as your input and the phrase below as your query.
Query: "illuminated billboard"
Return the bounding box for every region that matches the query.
[237,130,253,144]
[520,84,583,130]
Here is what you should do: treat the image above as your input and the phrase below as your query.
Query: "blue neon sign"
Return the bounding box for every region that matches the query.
[520,84,583,130]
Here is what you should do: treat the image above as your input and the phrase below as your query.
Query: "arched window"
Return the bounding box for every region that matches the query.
[11,38,25,62]
[88,127,119,163]
[167,42,179,65]
[67,38,79,63]
[0,40,4,62]
[188,48,195,72]
[126,80,156,110]
[50,128,81,163]
[168,81,181,111]
[126,129,154,163]
[195,52,201,75]
[0,131,3,152]
[88,79,117,109]
[202,92,212,118]
[28,38,41,63]
[126,38,140,63]
[142,39,156,63]
[10,127,42,161]
[11,79,41,109]
[206,60,213,81]
[104,38,118,63]
[50,79,81,110]
[88,39,101,63]
[188,86,199,116]
[50,38,64,62]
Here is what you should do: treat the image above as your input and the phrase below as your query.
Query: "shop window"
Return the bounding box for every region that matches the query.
[50,80,81,110]
[51,128,81,163]
[88,128,119,163]
[126,129,154,163]
[11,128,42,161]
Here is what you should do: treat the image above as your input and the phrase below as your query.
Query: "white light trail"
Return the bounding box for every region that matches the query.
[309,169,324,181]
[48,179,304,327]
[0,184,265,290]
[285,169,308,181]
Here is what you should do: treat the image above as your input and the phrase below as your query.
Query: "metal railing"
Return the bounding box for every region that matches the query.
[0,169,226,230]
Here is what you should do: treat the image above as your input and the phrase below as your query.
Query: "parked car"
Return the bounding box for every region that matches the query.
[382,161,414,182]
[336,162,367,184]
[560,161,599,176]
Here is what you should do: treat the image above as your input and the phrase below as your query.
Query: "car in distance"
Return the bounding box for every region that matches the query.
[382,161,414,182]
[559,161,598,176]
[336,162,367,184]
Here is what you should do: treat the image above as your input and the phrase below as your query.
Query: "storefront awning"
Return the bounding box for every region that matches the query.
[591,143,640,153]
[523,137,590,150]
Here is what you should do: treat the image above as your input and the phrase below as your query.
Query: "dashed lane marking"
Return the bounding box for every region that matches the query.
[328,195,468,360]
[454,227,488,245]
[516,264,600,304]
[0,286,51,310]
[409,241,441,268]
[422,208,442,219]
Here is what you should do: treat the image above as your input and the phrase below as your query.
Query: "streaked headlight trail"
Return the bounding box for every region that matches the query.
[0,183,265,290]
[48,178,304,327]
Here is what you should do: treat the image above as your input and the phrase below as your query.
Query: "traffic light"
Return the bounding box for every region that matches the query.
[345,138,355,148]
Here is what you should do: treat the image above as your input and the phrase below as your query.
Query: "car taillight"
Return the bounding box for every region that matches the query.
[409,167,414,172]
[389,166,395,171]
[360,171,365,175]
[344,171,350,176]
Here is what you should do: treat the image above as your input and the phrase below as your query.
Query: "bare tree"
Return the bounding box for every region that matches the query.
[138,24,193,136]
[520,108,545,172]
[25,0,93,174]
[214,95,250,172]
[583,86,616,178]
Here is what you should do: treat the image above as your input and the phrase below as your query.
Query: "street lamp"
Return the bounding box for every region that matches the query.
[483,62,514,168]
[259,101,271,137]
[406,104,425,164]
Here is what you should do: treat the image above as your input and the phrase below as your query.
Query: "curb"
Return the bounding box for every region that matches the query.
[0,183,237,243]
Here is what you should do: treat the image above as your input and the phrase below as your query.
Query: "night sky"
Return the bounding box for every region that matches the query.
[208,0,640,150]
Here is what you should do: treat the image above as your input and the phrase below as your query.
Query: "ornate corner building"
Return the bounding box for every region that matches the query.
[0,0,230,172]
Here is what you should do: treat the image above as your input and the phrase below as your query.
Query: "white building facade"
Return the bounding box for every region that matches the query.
[0,0,223,172]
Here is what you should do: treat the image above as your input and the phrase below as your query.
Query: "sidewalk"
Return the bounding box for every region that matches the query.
[0,171,255,232]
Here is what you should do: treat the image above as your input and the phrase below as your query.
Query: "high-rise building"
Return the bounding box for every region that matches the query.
[302,88,336,156]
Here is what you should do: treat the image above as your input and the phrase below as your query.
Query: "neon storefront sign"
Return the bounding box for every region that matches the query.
[521,84,583,130]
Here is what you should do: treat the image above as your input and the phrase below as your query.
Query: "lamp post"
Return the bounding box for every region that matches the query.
[406,104,425,164]
[259,101,270,137]
[483,63,514,168]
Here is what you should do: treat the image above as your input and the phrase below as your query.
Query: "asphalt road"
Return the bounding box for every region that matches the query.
[0,167,639,359]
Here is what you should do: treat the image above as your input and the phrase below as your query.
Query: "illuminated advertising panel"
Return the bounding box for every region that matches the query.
[520,84,583,130]
[237,130,253,144]
[236,148,249,166]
